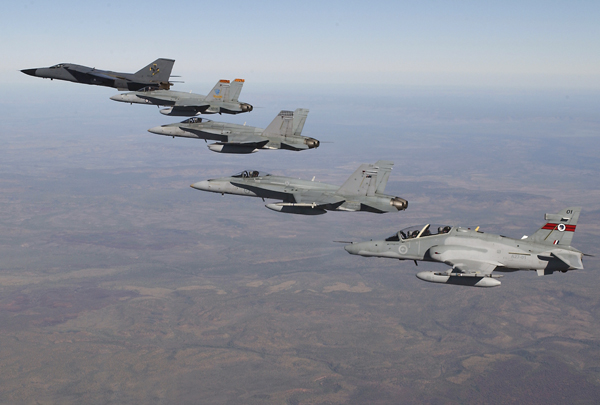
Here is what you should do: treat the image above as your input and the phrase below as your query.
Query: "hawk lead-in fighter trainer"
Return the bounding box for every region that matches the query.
[345,207,586,287]
[21,59,175,91]
[149,108,318,153]
[190,161,408,215]
[110,79,252,116]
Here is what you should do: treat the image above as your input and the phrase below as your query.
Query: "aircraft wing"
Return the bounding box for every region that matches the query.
[295,191,345,207]
[180,126,223,136]
[225,184,344,208]
[221,139,270,149]
[135,94,177,105]
[230,180,285,194]
[174,100,209,108]
[229,179,292,201]
[65,67,117,85]
[448,259,502,275]
[85,71,122,81]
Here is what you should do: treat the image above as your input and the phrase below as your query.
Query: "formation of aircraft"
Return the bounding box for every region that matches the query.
[21,59,175,91]
[149,109,319,153]
[110,79,253,116]
[190,161,408,215]
[344,207,586,287]
[22,58,588,287]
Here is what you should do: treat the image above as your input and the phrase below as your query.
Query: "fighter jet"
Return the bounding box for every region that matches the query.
[110,79,252,116]
[190,161,408,215]
[149,108,319,153]
[345,207,586,287]
[21,58,175,91]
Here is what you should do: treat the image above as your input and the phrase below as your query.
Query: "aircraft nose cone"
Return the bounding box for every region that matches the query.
[344,243,360,255]
[190,180,211,191]
[21,68,37,77]
[148,126,165,135]
[109,94,123,101]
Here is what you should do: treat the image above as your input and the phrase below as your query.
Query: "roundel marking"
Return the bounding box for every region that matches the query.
[399,245,408,255]
[557,223,566,232]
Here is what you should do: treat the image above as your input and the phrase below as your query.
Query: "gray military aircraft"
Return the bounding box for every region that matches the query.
[21,58,175,91]
[345,207,586,287]
[148,108,319,153]
[110,79,252,116]
[190,161,408,215]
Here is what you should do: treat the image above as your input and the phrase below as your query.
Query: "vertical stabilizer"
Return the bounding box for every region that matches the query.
[292,108,309,136]
[204,80,231,102]
[262,109,310,140]
[263,110,294,137]
[134,58,175,83]
[528,207,581,246]
[229,79,245,102]
[337,162,382,196]
[374,160,394,194]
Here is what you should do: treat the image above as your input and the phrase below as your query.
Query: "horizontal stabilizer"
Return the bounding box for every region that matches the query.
[551,250,584,270]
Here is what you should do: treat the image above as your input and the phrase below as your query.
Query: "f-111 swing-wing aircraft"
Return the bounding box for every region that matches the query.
[148,108,319,153]
[110,79,252,116]
[345,207,586,287]
[190,161,408,215]
[21,59,175,91]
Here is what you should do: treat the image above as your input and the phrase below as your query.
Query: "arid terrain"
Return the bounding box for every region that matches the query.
[1,85,599,404]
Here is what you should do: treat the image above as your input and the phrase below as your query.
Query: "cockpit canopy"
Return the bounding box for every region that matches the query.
[136,86,159,93]
[385,224,452,241]
[231,170,270,179]
[181,117,204,124]
[50,64,66,69]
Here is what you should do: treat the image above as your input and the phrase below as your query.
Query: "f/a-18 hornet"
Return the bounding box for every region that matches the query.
[21,58,175,90]
[190,160,408,215]
[110,79,252,116]
[149,108,319,153]
[345,207,587,287]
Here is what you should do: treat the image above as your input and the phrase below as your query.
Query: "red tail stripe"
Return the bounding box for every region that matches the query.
[542,223,576,232]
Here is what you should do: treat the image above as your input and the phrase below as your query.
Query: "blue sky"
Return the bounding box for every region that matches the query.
[3,0,600,88]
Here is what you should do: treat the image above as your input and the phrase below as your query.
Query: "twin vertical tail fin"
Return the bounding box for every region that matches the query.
[528,207,581,246]
[205,80,232,102]
[134,58,175,83]
[262,108,309,138]
[229,79,245,102]
[337,160,394,197]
